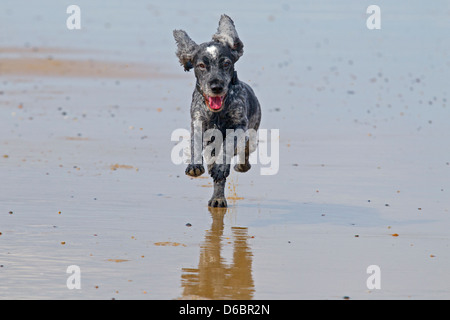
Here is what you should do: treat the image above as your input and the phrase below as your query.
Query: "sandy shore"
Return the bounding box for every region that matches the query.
[1,1,449,300]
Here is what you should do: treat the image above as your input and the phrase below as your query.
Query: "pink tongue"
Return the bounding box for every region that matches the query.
[208,96,223,110]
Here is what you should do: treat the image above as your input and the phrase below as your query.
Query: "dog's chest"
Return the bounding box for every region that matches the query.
[207,113,230,132]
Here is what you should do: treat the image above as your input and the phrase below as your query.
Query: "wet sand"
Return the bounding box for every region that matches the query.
[1,0,450,300]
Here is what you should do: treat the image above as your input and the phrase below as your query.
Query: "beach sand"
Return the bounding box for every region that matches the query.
[1,0,449,299]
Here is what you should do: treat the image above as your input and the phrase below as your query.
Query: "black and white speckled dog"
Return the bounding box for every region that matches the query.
[173,14,261,208]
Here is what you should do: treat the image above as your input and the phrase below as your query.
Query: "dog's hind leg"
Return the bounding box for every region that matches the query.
[207,163,230,207]
[208,178,227,208]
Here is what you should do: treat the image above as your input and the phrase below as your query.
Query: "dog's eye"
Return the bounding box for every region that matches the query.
[198,63,206,69]
[223,61,231,68]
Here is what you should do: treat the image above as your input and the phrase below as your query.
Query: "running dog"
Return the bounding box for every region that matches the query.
[173,14,261,207]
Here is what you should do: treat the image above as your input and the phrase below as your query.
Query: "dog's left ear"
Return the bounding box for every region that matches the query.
[212,14,244,62]
[173,29,199,71]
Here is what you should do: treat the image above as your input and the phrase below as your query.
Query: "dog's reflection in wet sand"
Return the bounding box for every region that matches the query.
[180,207,254,300]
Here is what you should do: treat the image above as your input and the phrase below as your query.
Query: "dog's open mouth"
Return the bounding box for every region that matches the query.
[205,95,225,112]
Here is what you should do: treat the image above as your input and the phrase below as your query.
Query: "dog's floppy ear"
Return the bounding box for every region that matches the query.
[212,14,244,62]
[173,29,198,71]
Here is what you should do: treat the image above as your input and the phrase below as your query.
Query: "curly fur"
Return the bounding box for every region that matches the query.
[173,14,261,208]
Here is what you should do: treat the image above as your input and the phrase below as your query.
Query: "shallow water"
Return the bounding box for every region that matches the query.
[1,0,450,299]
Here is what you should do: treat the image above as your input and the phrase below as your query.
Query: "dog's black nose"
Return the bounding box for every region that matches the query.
[210,80,224,94]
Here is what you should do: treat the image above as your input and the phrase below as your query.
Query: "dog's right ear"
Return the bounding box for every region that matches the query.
[173,29,198,72]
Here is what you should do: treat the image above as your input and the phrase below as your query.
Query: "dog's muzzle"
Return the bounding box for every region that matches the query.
[203,94,225,112]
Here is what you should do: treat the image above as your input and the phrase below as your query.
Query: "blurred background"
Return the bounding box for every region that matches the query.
[1,0,450,300]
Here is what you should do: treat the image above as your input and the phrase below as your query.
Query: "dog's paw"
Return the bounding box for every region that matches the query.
[185,164,205,177]
[209,164,230,182]
[234,163,251,173]
[208,197,228,208]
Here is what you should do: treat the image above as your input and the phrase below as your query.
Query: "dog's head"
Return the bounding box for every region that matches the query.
[173,15,244,112]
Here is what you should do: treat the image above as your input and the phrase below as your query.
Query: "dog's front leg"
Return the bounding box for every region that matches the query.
[185,117,205,177]
[223,122,253,173]
[232,125,253,173]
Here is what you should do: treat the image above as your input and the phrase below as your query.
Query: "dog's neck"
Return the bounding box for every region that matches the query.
[231,70,239,86]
